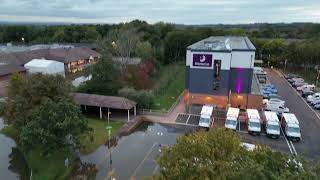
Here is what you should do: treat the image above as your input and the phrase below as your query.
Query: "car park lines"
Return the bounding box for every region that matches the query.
[175,113,200,126]
[267,69,320,159]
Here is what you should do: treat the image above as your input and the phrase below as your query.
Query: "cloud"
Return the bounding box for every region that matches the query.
[0,0,319,24]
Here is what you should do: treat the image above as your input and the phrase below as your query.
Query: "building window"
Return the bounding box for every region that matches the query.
[213,59,222,90]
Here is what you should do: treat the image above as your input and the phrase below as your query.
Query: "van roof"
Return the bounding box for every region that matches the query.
[227,107,239,118]
[264,111,279,123]
[201,105,214,116]
[247,109,260,120]
[282,113,299,125]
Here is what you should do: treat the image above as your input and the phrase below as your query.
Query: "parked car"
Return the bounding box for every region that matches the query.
[263,98,285,106]
[289,77,304,84]
[262,87,278,94]
[268,94,282,100]
[314,103,320,110]
[292,81,307,88]
[307,93,320,103]
[262,84,276,89]
[297,84,315,91]
[285,74,299,80]
[265,104,290,114]
[311,99,320,106]
[302,89,314,98]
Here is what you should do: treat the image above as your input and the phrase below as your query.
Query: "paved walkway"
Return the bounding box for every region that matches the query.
[143,99,186,124]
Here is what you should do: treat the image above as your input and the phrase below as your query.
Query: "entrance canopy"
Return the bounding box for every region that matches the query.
[72,93,137,121]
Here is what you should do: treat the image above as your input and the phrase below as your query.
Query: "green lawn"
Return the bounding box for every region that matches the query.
[0,118,123,180]
[80,118,123,155]
[152,63,185,110]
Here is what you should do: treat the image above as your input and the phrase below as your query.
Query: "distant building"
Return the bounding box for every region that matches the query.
[0,47,100,76]
[184,36,262,110]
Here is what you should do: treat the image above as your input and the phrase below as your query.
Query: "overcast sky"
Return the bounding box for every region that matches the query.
[0,0,319,24]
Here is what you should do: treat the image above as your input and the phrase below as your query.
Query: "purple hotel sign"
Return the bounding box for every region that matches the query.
[192,54,213,67]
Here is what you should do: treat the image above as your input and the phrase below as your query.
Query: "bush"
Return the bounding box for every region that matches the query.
[118,87,154,108]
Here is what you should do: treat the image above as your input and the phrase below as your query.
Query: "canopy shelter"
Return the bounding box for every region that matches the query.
[72,93,137,121]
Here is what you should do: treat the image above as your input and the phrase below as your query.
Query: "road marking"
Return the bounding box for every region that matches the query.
[281,128,293,155]
[131,143,157,178]
[290,141,298,155]
[185,114,191,124]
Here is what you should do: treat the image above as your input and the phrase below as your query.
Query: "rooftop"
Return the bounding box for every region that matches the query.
[0,47,100,66]
[0,64,26,77]
[187,36,256,52]
[72,93,137,110]
[24,59,64,68]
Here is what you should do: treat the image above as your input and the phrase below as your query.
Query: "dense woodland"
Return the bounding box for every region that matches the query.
[1,21,320,68]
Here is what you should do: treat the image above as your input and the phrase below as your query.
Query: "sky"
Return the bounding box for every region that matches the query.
[0,0,319,24]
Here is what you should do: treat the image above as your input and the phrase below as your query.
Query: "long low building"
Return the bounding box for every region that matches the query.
[184,36,262,110]
[0,47,100,76]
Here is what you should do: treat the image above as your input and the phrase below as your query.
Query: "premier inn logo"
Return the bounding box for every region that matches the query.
[193,54,213,67]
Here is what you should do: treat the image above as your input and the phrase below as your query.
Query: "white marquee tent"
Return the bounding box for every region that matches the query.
[24,59,65,77]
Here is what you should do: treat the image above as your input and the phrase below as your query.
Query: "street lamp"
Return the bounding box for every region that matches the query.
[106,123,113,180]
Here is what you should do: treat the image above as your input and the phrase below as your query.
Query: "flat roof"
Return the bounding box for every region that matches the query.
[0,64,26,76]
[72,93,136,110]
[282,113,299,125]
[187,36,256,52]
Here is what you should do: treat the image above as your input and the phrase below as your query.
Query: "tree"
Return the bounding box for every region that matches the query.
[158,128,320,179]
[78,53,121,95]
[1,73,90,153]
[99,25,142,67]
[135,41,153,61]
[20,97,90,153]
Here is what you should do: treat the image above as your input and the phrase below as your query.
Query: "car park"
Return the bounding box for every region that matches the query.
[264,111,281,139]
[247,109,261,136]
[281,113,301,142]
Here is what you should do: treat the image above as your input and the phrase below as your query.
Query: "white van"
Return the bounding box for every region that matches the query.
[247,109,261,136]
[225,107,240,130]
[199,105,214,128]
[281,113,301,142]
[264,111,280,139]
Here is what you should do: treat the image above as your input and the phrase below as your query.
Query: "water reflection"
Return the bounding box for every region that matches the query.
[81,122,197,180]
[0,118,30,180]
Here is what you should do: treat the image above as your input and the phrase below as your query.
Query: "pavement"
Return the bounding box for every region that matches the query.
[265,69,320,159]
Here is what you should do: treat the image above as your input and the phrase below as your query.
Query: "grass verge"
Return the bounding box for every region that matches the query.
[80,118,123,155]
[152,63,185,110]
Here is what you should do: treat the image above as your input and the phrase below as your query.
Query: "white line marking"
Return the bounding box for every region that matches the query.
[153,165,159,175]
[279,125,294,155]
[290,141,298,155]
[131,143,157,178]
[185,114,191,124]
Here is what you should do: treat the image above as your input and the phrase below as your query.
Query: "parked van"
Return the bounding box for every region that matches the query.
[225,107,240,130]
[199,105,214,128]
[247,109,261,136]
[281,113,301,142]
[264,111,280,139]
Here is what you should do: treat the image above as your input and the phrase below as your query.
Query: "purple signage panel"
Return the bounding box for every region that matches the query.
[192,54,213,67]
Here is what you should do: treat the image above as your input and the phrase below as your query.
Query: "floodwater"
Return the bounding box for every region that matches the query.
[81,122,196,180]
[0,118,30,180]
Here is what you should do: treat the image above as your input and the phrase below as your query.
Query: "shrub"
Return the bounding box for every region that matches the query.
[118,87,154,108]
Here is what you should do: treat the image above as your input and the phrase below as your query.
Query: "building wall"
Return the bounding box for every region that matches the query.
[229,68,253,94]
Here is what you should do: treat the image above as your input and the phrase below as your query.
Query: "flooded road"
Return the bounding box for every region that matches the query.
[81,122,196,180]
[0,118,30,180]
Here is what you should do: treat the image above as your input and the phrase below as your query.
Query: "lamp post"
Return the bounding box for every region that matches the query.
[106,123,113,180]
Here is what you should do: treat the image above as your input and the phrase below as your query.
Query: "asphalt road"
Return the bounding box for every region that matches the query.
[266,69,320,159]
